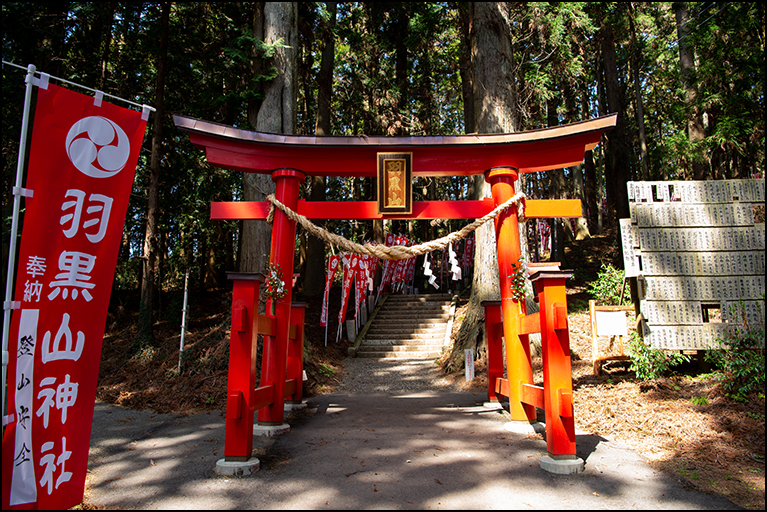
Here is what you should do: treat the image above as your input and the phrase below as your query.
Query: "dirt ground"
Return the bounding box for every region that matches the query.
[445,296,765,510]
[95,234,764,510]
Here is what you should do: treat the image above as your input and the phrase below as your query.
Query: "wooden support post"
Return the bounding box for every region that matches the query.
[224,272,263,461]
[286,302,307,404]
[486,167,536,423]
[531,270,577,458]
[258,169,305,426]
[482,301,503,403]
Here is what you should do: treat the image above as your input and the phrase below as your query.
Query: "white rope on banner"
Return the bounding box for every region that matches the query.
[2,60,156,115]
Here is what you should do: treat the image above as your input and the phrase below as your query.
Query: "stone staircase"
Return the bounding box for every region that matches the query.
[355,293,455,359]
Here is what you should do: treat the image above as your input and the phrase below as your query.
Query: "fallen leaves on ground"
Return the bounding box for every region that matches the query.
[96,238,764,509]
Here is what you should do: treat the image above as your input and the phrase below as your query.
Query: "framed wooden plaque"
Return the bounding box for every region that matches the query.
[377,152,412,215]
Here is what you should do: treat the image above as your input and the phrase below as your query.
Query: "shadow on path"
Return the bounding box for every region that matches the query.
[86,391,741,510]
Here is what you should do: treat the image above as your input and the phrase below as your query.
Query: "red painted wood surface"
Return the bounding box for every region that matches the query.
[286,303,307,403]
[494,378,510,399]
[210,198,582,221]
[487,168,536,423]
[175,114,616,177]
[257,170,304,426]
[518,312,541,336]
[482,301,504,403]
[522,384,545,410]
[224,273,262,460]
[284,378,297,398]
[533,271,577,457]
[252,385,274,411]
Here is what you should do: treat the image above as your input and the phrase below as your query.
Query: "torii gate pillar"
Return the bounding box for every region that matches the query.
[486,167,536,426]
[257,169,305,427]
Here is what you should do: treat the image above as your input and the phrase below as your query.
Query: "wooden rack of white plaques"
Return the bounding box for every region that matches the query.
[621,179,765,350]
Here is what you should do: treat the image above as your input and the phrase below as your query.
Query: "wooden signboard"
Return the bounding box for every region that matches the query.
[622,179,765,350]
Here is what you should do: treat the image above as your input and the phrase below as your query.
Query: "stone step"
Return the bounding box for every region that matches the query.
[378,301,449,308]
[363,338,447,346]
[367,324,447,334]
[374,310,449,319]
[373,324,448,332]
[378,310,449,317]
[384,297,451,304]
[355,348,444,359]
[367,324,447,333]
[385,294,453,302]
[361,342,447,350]
[365,332,445,341]
[369,318,446,326]
[355,293,454,360]
[384,299,450,308]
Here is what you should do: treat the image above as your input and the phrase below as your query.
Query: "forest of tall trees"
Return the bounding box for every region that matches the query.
[2,2,765,340]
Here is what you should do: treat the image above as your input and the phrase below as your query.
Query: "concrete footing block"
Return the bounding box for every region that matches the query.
[215,458,260,477]
[253,423,290,437]
[503,420,545,435]
[284,402,307,412]
[540,454,585,474]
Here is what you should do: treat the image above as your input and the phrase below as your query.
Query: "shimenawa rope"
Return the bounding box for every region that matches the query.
[264,192,527,260]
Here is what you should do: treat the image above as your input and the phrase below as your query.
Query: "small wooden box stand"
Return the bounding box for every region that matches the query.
[590,300,636,375]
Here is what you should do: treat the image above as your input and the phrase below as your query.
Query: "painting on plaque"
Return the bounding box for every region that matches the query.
[377,152,412,215]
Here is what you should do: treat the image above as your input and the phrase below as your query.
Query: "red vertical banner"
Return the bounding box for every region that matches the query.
[462,237,474,270]
[378,233,396,293]
[2,84,147,510]
[405,255,417,286]
[337,254,358,326]
[392,236,409,285]
[354,257,368,321]
[319,255,340,327]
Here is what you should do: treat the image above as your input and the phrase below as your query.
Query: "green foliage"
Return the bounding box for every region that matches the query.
[508,258,527,301]
[626,331,691,380]
[689,395,709,406]
[587,263,629,306]
[317,363,336,377]
[706,304,765,402]
[2,2,764,310]
[512,2,597,127]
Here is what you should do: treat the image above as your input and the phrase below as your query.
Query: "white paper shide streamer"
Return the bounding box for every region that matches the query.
[448,243,461,281]
[422,253,439,289]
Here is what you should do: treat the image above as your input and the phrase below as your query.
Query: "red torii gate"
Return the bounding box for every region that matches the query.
[174,113,616,475]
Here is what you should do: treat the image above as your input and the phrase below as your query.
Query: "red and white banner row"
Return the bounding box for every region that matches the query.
[319,233,475,337]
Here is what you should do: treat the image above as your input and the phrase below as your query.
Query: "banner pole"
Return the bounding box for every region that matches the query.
[2,64,37,421]
[178,270,190,373]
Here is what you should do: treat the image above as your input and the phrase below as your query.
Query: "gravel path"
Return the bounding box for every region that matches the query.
[336,357,461,395]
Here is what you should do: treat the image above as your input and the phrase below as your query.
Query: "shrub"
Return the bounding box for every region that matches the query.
[587,263,630,306]
[627,331,690,380]
[706,303,765,402]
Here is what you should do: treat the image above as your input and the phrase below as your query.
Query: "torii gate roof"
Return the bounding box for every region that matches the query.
[173,113,616,177]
